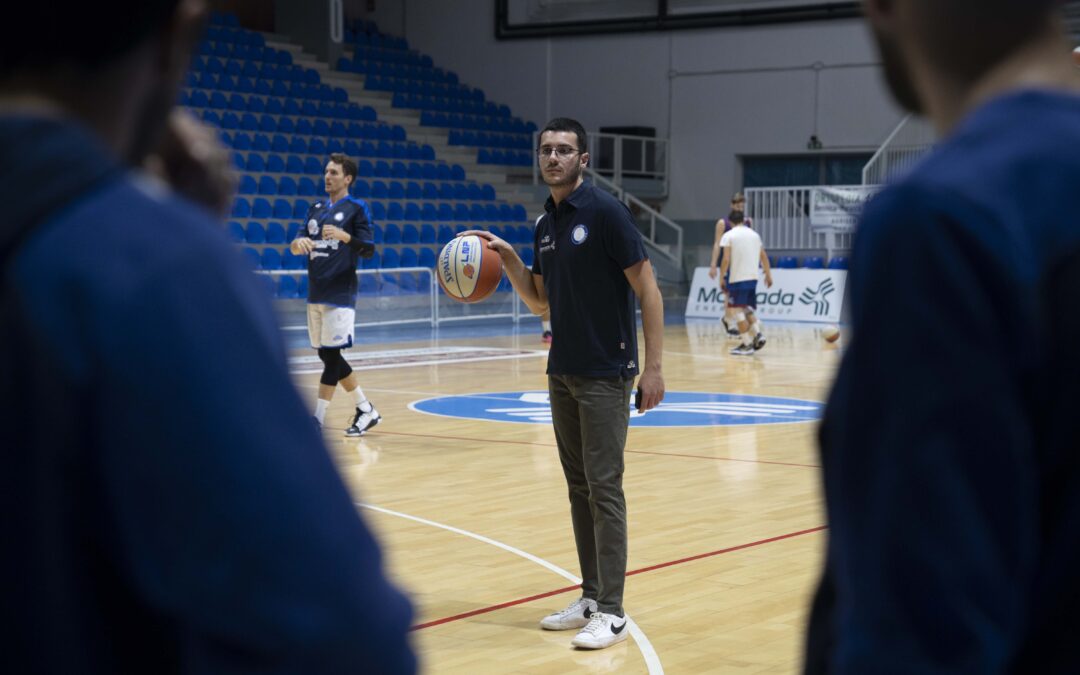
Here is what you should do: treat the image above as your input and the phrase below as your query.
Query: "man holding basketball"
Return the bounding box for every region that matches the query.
[465,117,665,650]
[290,153,379,436]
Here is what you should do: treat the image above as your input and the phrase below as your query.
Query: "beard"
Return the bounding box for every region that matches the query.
[872,23,924,115]
[542,160,583,188]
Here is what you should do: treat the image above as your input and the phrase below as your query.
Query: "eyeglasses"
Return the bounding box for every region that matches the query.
[537,145,581,159]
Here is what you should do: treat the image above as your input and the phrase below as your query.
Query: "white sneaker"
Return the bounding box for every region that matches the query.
[539,597,598,630]
[345,401,381,437]
[571,611,629,649]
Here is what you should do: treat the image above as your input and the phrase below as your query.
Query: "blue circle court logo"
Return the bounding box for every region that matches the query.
[409,391,823,427]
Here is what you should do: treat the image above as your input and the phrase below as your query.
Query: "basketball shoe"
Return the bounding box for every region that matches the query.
[753,333,766,351]
[540,597,597,630]
[730,343,755,356]
[571,612,629,649]
[345,401,380,437]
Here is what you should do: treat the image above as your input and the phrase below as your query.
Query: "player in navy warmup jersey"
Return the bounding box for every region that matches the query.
[806,1,1080,672]
[290,153,379,436]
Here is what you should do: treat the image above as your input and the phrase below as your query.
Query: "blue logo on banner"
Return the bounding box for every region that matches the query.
[409,391,823,427]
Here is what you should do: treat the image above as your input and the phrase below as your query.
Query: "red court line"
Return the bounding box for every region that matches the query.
[411,525,827,632]
[376,430,820,468]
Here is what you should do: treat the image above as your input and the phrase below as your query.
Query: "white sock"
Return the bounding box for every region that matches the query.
[741,331,754,346]
[542,320,551,332]
[751,319,762,337]
[349,386,369,409]
[314,399,330,423]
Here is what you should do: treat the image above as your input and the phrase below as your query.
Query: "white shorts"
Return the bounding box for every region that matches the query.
[307,304,355,349]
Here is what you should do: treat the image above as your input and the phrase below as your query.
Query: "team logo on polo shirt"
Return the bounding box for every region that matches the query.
[334,212,345,221]
[409,391,823,427]
[570,224,589,245]
[307,218,319,235]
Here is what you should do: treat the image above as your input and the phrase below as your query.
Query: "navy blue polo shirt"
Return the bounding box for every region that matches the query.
[531,181,647,377]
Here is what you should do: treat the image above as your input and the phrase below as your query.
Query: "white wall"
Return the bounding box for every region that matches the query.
[359,0,906,220]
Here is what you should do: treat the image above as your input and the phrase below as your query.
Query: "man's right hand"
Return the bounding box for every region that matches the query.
[708,267,718,280]
[291,238,315,255]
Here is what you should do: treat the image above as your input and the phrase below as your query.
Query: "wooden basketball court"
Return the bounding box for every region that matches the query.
[292,320,839,673]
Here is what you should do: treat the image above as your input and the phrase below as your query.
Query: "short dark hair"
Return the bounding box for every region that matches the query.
[540,118,588,153]
[0,0,183,76]
[727,210,744,225]
[328,153,358,181]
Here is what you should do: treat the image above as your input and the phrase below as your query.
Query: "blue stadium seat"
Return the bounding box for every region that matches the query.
[282,250,305,270]
[260,247,281,270]
[400,247,418,268]
[231,198,251,218]
[419,224,436,243]
[383,223,402,243]
[520,247,534,267]
[359,274,378,295]
[418,247,436,268]
[265,221,287,243]
[267,154,286,173]
[257,175,277,195]
[251,198,272,218]
[238,175,257,195]
[277,176,298,196]
[297,275,308,299]
[292,200,311,218]
[381,248,400,269]
[401,224,419,243]
[227,220,246,242]
[297,177,317,196]
[244,222,266,243]
[285,153,306,172]
[241,246,261,269]
[827,256,849,270]
[362,251,381,270]
[272,199,292,219]
[277,275,299,298]
[777,256,799,269]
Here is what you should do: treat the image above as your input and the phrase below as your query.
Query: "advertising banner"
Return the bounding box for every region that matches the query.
[809,186,878,232]
[685,267,847,323]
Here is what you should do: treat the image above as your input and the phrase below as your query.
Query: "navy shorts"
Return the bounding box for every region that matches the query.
[726,280,757,309]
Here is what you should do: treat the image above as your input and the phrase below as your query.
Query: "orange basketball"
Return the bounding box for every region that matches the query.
[437,235,504,303]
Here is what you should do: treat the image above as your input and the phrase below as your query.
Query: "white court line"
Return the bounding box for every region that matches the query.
[359,502,664,675]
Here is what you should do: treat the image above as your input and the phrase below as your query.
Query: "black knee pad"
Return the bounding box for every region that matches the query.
[317,348,352,385]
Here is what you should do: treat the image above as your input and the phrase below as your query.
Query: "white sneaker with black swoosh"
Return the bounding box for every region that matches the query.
[539,597,597,630]
[571,612,628,649]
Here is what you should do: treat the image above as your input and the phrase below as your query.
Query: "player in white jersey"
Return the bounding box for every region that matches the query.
[718,211,772,355]
[709,192,751,336]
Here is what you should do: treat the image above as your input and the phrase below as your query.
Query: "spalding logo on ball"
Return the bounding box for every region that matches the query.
[438,235,504,303]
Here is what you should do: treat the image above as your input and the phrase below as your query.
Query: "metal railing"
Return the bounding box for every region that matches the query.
[862,113,936,185]
[256,267,539,328]
[586,168,683,263]
[744,186,854,257]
